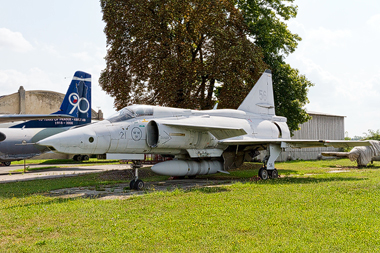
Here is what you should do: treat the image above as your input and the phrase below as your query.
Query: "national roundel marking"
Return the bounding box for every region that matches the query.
[131,127,142,141]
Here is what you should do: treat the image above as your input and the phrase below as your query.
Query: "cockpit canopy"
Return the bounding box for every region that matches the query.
[107,105,154,123]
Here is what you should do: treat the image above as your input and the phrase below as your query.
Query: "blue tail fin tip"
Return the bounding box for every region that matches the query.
[58,71,92,120]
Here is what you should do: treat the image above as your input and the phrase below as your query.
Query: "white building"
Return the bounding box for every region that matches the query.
[278,111,345,161]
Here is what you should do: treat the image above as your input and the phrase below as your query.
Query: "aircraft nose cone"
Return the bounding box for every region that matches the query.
[37,134,65,152]
[37,123,111,154]
[37,128,93,154]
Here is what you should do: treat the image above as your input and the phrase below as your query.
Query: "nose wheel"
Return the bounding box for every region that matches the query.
[129,178,144,190]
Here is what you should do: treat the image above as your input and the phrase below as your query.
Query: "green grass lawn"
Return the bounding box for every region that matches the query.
[1,159,380,252]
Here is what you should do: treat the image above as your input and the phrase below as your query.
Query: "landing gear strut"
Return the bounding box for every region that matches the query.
[129,160,144,190]
[258,144,281,180]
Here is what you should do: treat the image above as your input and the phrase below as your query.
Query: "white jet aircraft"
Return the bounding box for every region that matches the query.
[37,70,369,190]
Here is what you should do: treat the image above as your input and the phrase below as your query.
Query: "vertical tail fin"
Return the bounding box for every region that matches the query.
[10,71,92,129]
[238,69,275,115]
[55,71,92,124]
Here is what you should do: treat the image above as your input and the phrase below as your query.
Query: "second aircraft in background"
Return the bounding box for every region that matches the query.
[0,71,92,165]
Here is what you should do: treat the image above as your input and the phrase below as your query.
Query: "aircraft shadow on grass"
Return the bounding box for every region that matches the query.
[272,176,367,185]
[185,186,230,194]
[3,198,71,210]
[38,159,117,165]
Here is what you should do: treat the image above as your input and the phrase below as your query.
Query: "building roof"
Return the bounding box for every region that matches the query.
[306,111,346,118]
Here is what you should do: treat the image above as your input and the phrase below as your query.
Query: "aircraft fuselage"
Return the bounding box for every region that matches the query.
[38,105,291,158]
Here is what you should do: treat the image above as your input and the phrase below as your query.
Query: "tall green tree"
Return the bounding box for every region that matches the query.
[237,0,314,132]
[100,0,266,110]
[363,129,380,141]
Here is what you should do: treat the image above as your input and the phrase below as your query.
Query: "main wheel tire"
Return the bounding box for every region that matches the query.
[76,155,83,161]
[271,169,279,179]
[258,167,269,180]
[134,179,144,190]
[3,161,11,166]
[82,155,89,161]
[73,155,79,161]
[129,179,136,190]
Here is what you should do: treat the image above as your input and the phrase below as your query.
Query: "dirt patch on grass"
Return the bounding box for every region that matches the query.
[98,167,156,181]
[47,176,233,200]
[45,163,263,200]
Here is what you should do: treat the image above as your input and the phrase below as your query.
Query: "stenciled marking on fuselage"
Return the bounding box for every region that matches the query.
[119,130,127,139]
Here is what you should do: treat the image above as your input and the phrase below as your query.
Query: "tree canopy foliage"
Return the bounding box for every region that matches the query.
[237,0,314,132]
[100,0,266,110]
[100,0,314,132]
[363,129,380,141]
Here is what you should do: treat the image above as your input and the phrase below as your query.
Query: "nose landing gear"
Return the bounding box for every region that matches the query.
[129,160,144,190]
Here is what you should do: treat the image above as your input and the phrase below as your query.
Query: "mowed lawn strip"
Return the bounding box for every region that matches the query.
[1,159,380,252]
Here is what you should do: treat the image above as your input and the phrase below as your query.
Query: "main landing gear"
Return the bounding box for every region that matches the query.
[73,155,89,161]
[258,144,281,180]
[129,160,144,190]
[258,167,278,180]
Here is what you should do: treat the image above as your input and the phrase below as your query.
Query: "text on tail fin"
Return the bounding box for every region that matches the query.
[237,69,275,115]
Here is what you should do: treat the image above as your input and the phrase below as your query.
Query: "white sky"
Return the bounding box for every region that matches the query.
[0,1,379,137]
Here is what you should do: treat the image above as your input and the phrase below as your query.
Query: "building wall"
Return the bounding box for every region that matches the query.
[24,91,65,114]
[281,113,344,161]
[281,113,345,161]
[0,93,21,114]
